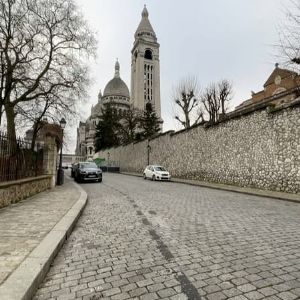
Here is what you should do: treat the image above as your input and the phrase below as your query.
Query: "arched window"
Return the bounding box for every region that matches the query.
[144,49,153,60]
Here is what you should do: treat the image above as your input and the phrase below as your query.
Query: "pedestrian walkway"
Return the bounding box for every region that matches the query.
[122,172,300,204]
[0,177,87,300]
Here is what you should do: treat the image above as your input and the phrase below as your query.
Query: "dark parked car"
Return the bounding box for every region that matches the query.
[74,162,102,183]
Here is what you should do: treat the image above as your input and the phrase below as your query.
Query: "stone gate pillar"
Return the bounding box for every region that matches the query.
[43,136,59,187]
[40,124,62,188]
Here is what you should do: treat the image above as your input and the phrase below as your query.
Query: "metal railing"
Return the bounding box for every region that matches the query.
[100,166,120,173]
[0,131,44,182]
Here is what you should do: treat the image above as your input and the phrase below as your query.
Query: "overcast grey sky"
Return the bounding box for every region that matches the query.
[67,0,286,152]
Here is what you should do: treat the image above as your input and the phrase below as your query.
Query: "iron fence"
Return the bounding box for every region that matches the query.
[0,131,44,182]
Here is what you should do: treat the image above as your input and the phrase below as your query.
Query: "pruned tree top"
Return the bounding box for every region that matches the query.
[173,76,203,129]
[200,79,233,123]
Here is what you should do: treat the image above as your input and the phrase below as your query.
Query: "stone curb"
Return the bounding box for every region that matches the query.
[0,181,88,300]
[120,172,300,204]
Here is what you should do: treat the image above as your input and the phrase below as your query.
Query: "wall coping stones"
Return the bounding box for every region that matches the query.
[173,96,300,133]
[0,175,53,209]
[0,175,52,189]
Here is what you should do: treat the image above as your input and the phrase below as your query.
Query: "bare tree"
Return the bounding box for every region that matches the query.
[16,92,78,149]
[173,76,203,129]
[201,79,233,123]
[0,0,96,146]
[278,0,300,70]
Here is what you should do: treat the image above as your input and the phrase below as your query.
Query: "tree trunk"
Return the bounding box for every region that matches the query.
[221,101,225,115]
[5,103,17,150]
[0,103,3,126]
[31,121,41,150]
[185,111,190,129]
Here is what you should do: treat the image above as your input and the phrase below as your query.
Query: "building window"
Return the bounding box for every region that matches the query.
[144,49,153,60]
[143,63,154,106]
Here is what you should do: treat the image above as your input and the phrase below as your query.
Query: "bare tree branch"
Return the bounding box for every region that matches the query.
[201,79,233,123]
[277,0,300,71]
[173,76,203,129]
[0,0,97,146]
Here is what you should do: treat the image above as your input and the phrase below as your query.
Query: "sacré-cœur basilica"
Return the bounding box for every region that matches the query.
[75,6,162,160]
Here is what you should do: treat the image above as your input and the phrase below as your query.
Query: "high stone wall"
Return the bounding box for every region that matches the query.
[95,103,300,193]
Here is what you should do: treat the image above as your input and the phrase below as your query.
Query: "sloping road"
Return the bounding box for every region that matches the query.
[34,173,300,300]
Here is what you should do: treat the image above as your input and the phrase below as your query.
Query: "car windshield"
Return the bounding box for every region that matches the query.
[154,166,166,171]
[80,162,98,169]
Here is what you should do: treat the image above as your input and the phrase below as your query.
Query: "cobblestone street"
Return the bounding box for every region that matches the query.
[34,174,300,300]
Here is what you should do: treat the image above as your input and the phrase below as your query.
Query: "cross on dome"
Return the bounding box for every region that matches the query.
[115,59,120,78]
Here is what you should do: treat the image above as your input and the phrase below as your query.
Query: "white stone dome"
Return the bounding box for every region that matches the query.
[103,78,130,98]
[103,60,130,98]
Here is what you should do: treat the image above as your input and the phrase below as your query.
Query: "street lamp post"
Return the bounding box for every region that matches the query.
[57,118,66,186]
[147,140,151,165]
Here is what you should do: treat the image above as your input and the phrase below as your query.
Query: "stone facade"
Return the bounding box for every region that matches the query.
[76,6,162,160]
[235,65,300,111]
[75,61,131,160]
[0,176,52,209]
[131,5,161,118]
[95,102,300,194]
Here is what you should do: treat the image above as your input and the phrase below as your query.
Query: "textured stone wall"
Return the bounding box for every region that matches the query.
[0,176,52,209]
[95,104,300,193]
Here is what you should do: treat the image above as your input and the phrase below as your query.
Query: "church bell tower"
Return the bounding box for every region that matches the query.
[131,5,161,120]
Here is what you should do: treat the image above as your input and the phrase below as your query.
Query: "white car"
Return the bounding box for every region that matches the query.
[143,165,171,181]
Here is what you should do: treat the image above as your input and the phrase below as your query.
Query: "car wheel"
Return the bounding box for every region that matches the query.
[152,175,155,181]
[143,173,147,180]
[98,178,102,183]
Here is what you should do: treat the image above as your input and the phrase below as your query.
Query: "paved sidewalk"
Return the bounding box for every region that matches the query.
[122,172,300,204]
[0,177,87,300]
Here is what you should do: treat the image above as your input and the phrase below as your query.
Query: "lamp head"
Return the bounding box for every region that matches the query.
[60,118,66,129]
